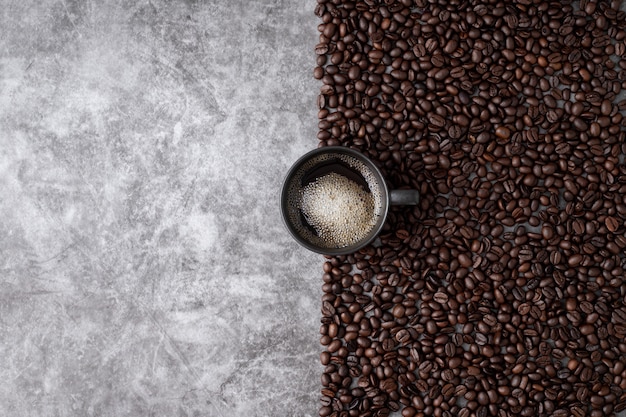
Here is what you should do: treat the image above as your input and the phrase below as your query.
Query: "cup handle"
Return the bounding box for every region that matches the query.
[389,189,420,205]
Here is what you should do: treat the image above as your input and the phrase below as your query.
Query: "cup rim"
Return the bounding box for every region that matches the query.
[280,146,390,255]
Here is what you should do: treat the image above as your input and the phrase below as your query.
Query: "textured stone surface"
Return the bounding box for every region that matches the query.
[0,1,321,415]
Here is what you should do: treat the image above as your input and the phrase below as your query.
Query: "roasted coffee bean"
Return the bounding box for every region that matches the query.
[322,301,335,317]
[429,114,445,128]
[475,333,488,346]
[431,54,445,67]
[448,125,463,139]
[605,216,620,232]
[568,254,582,267]
[441,383,455,398]
[613,307,626,324]
[444,342,455,357]
[433,291,448,304]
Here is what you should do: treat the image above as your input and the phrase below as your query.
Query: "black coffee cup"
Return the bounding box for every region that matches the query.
[280,146,419,255]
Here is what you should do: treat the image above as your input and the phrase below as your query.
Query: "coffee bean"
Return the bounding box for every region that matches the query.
[433,291,448,304]
[518,248,533,262]
[475,333,488,346]
[395,329,411,345]
[431,54,445,67]
[315,43,329,55]
[450,67,465,78]
[495,126,511,140]
[322,301,335,317]
[319,405,332,416]
[441,383,455,398]
[418,360,434,374]
[605,216,620,232]
[613,307,626,324]
[448,125,462,139]
[429,114,445,128]
[483,314,497,327]
[568,254,582,267]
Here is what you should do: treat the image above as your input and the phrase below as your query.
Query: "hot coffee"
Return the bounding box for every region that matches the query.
[285,152,383,249]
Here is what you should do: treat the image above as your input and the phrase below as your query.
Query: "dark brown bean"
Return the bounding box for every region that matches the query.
[605,216,620,232]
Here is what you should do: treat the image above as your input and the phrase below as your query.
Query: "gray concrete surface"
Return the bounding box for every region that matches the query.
[0,1,322,415]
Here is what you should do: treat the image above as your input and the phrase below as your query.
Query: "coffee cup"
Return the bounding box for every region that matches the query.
[280,146,419,255]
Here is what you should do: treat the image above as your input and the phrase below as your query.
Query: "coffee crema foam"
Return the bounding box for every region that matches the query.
[286,153,383,249]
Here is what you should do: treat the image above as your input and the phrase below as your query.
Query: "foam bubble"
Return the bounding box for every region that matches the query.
[300,172,376,247]
[286,152,383,249]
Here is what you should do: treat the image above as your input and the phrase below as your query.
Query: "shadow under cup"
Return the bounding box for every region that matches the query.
[281,146,418,256]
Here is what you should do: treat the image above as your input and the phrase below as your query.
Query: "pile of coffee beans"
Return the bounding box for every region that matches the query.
[314,0,626,416]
